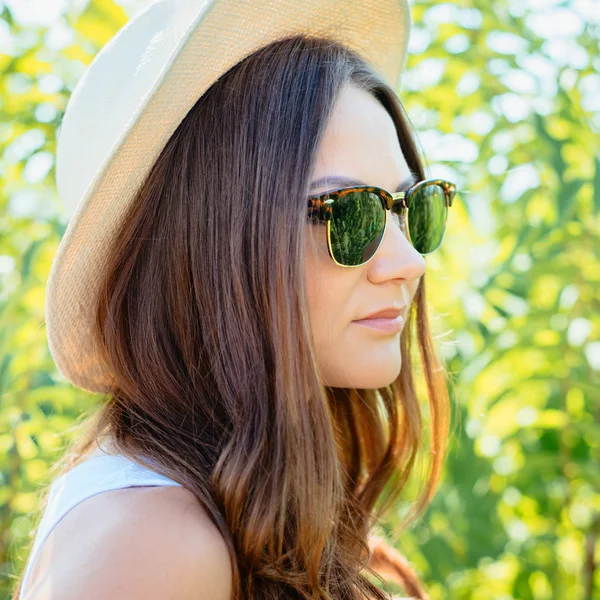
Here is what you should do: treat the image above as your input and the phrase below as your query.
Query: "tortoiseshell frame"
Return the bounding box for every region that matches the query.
[307,178,457,267]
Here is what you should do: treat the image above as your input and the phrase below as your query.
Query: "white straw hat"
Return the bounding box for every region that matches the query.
[45,0,412,394]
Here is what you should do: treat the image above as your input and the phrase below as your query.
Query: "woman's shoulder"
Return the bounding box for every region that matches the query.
[24,484,232,600]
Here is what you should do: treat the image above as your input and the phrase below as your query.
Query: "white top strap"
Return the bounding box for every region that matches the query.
[19,449,182,598]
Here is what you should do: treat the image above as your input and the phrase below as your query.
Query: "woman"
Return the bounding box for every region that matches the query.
[13,1,455,599]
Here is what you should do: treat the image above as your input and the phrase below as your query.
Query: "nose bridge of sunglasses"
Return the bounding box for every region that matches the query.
[389,191,407,210]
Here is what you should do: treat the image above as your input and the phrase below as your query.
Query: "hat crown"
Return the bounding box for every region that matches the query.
[56,0,213,221]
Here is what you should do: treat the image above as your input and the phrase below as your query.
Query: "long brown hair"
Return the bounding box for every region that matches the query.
[13,34,451,600]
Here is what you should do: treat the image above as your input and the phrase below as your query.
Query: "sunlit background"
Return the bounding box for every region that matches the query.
[1,0,599,598]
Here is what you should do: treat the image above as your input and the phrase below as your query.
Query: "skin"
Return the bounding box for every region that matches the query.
[305,82,427,389]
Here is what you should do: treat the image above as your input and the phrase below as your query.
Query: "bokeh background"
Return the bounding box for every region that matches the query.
[1,0,599,598]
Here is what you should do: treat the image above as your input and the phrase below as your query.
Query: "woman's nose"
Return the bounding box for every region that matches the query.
[366,213,426,284]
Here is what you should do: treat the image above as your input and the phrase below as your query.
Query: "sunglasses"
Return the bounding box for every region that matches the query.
[307,178,456,267]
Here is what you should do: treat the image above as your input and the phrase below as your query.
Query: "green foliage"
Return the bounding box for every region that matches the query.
[0,1,598,599]
[382,2,600,598]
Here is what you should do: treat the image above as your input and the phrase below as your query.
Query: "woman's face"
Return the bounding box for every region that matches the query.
[305,83,427,389]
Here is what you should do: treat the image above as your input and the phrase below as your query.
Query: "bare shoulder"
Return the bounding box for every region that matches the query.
[24,485,232,600]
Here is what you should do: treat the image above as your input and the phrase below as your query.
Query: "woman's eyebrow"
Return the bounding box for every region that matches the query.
[309,172,417,192]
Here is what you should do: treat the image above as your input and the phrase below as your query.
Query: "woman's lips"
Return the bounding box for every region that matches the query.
[352,314,405,334]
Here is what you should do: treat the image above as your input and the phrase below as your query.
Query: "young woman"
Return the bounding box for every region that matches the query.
[13,2,456,599]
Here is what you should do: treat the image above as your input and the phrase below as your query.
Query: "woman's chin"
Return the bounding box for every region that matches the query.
[327,358,402,389]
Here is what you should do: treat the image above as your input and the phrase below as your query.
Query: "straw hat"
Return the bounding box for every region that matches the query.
[46,0,412,394]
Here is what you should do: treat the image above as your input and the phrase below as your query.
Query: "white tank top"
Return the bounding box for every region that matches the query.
[19,440,182,599]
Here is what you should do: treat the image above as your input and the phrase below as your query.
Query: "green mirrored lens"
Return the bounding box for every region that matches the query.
[329,191,385,266]
[408,184,447,254]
